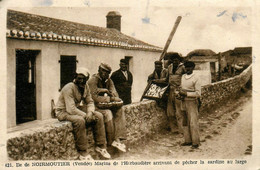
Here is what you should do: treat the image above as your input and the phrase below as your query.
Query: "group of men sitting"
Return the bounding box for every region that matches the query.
[55,59,132,160]
[55,52,201,160]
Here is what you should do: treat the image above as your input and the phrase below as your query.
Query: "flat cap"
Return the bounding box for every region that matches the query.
[76,67,90,77]
[99,63,112,72]
[120,59,127,64]
[154,60,163,65]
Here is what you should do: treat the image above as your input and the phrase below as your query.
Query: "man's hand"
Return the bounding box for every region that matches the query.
[85,111,94,123]
[179,90,187,97]
[98,89,109,94]
[110,96,121,102]
[98,89,112,96]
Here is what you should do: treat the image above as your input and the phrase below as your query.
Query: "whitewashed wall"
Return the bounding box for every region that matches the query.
[7,39,161,128]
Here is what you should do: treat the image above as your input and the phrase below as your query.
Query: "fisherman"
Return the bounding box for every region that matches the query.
[55,67,110,160]
[111,59,133,105]
[88,63,127,153]
[147,60,167,85]
[165,52,186,133]
[179,61,201,149]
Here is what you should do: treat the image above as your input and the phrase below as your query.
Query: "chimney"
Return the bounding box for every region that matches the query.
[106,11,121,31]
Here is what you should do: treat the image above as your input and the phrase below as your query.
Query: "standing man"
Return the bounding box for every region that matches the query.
[88,63,127,152]
[179,61,201,149]
[55,67,111,160]
[147,61,167,85]
[111,59,133,105]
[165,52,186,134]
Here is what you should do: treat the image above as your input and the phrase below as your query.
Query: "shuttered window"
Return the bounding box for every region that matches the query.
[60,55,77,90]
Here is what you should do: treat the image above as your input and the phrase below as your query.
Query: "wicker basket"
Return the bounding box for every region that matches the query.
[96,100,123,109]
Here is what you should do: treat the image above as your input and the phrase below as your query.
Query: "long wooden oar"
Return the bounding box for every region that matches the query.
[159,16,182,61]
[140,16,182,101]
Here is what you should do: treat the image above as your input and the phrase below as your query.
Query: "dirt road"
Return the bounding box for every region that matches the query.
[117,90,252,160]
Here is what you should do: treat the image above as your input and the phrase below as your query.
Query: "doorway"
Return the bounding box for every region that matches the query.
[16,49,39,124]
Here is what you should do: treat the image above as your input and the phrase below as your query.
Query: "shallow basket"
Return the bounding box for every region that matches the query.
[96,100,123,109]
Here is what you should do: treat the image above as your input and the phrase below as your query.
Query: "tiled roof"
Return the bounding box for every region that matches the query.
[186,49,216,58]
[6,10,162,52]
[231,47,252,55]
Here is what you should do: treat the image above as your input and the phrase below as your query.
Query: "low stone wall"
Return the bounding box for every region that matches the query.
[7,121,79,160]
[7,100,167,160]
[200,65,252,111]
[7,65,251,160]
[123,100,167,144]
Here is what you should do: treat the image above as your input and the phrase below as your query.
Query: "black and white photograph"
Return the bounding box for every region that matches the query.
[0,0,259,169]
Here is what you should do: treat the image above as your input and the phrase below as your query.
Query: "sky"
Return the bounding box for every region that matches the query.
[1,0,254,56]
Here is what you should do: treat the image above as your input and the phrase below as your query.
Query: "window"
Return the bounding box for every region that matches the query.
[59,55,77,90]
[124,56,133,72]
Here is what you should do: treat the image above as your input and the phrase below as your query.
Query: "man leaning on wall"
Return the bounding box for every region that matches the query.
[55,67,111,160]
[163,52,186,134]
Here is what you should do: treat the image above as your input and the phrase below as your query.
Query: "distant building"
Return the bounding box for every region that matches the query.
[6,10,162,128]
[222,47,252,66]
[186,49,218,85]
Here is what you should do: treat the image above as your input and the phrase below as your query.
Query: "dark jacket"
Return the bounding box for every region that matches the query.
[111,69,133,105]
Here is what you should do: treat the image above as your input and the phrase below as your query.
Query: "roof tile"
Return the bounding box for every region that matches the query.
[7,10,162,52]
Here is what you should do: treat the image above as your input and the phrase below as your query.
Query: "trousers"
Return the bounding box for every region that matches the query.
[167,87,184,133]
[96,107,127,145]
[182,99,200,145]
[56,107,106,151]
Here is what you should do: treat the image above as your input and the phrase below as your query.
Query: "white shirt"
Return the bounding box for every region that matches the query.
[181,72,201,98]
[121,70,128,80]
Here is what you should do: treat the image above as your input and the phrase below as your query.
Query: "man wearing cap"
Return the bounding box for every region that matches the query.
[55,67,111,160]
[147,61,168,85]
[88,63,127,152]
[178,61,201,149]
[164,52,186,134]
[111,59,133,105]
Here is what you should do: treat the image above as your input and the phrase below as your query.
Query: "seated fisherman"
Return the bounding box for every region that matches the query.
[88,63,127,153]
[55,67,111,160]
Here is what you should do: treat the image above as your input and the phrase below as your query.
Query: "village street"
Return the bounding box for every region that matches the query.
[115,90,252,160]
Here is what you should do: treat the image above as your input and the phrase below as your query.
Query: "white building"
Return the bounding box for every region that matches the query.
[6,10,162,128]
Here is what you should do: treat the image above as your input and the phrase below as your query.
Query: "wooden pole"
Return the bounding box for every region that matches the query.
[159,16,182,61]
[218,53,222,81]
[140,16,182,101]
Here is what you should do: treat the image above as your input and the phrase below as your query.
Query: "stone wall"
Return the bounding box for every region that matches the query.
[123,100,167,144]
[6,65,251,160]
[7,100,167,160]
[200,65,252,111]
[7,121,79,160]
